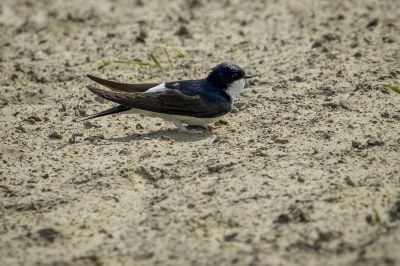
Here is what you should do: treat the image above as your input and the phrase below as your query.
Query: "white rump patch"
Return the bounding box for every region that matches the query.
[145,83,168,93]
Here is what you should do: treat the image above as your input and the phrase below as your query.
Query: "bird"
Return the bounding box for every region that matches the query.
[84,62,252,132]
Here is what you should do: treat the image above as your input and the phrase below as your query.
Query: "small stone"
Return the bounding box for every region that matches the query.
[382,37,394,43]
[274,139,289,144]
[59,104,66,112]
[365,214,373,224]
[0,98,8,109]
[366,137,383,147]
[291,75,303,82]
[351,141,361,148]
[353,51,362,58]
[339,100,350,110]
[26,115,42,123]
[224,232,238,242]
[311,40,322,48]
[322,32,340,41]
[136,123,144,130]
[389,201,400,221]
[297,176,305,183]
[274,214,290,224]
[175,25,191,37]
[48,132,63,139]
[136,29,147,43]
[33,50,46,61]
[380,111,390,118]
[367,18,378,29]
[68,135,76,144]
[77,109,86,117]
[106,32,116,38]
[16,125,26,133]
[202,190,216,196]
[350,42,358,48]
[345,176,355,186]
[37,228,60,242]
[84,121,93,129]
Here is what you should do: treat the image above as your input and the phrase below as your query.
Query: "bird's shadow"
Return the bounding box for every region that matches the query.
[108,129,212,143]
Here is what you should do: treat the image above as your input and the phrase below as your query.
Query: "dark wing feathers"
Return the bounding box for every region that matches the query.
[81,105,131,121]
[86,85,230,118]
[86,75,159,93]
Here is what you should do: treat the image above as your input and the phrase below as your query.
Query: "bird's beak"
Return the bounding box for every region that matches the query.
[244,74,258,79]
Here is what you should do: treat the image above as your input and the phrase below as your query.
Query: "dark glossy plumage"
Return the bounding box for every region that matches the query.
[87,74,159,92]
[86,83,231,118]
[84,62,246,121]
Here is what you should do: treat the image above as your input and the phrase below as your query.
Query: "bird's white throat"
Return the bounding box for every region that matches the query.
[226,78,245,103]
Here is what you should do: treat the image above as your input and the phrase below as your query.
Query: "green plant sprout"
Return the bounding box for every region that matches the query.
[149,52,163,69]
[103,45,186,70]
[386,85,400,94]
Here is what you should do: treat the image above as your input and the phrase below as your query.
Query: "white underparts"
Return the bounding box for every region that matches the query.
[226,78,245,103]
[121,80,244,129]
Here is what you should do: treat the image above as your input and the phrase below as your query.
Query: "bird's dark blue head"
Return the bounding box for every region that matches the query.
[206,62,246,89]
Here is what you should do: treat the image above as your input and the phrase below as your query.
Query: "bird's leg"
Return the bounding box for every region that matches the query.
[172,120,186,131]
[172,120,202,134]
[205,124,216,131]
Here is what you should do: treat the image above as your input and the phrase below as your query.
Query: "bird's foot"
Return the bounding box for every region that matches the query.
[172,120,203,134]
[187,124,214,132]
[172,120,212,134]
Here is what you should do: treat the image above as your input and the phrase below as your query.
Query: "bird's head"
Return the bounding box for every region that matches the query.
[206,62,246,89]
[207,62,253,101]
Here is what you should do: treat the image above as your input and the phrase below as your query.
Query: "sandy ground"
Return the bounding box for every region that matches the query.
[1,0,400,265]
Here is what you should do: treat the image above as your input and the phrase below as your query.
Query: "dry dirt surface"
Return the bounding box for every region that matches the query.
[1,0,400,265]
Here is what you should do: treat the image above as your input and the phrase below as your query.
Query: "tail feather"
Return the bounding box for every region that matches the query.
[80,105,131,121]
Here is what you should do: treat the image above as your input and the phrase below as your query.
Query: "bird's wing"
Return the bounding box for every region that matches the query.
[86,85,231,118]
[87,75,160,93]
[81,105,131,121]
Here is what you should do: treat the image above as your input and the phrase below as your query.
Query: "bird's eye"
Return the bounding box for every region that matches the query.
[232,73,239,78]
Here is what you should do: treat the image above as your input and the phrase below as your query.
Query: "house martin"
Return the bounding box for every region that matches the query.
[84,62,252,132]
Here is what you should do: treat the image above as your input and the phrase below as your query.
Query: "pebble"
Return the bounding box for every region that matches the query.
[367,18,379,29]
[380,112,389,118]
[16,125,26,133]
[84,121,93,129]
[48,132,63,139]
[351,140,362,148]
[275,139,289,144]
[0,98,9,108]
[366,137,383,147]
[224,232,238,242]
[175,25,191,37]
[37,228,60,242]
[217,119,229,125]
